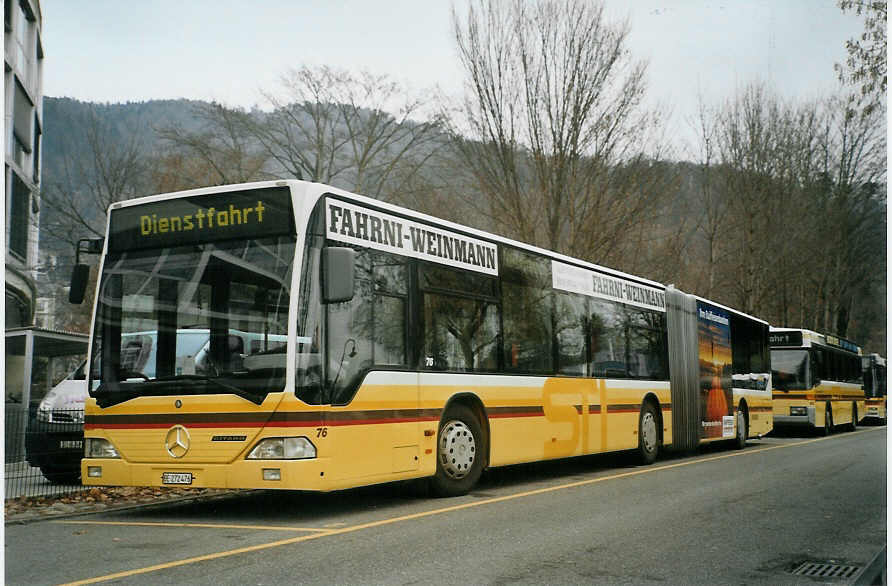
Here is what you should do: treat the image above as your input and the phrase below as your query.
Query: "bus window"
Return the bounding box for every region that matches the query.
[423,294,498,371]
[626,308,668,380]
[554,291,587,376]
[772,349,809,390]
[501,247,552,374]
[590,299,628,378]
[420,263,499,372]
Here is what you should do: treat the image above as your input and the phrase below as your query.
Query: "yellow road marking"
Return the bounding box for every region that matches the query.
[55,520,331,533]
[61,428,884,586]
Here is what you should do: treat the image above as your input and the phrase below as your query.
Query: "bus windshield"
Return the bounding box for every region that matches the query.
[771,349,809,390]
[90,236,295,406]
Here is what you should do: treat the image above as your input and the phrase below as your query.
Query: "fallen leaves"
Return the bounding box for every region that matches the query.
[5,486,229,520]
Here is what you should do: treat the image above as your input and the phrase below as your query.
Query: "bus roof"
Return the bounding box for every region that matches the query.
[769,327,861,355]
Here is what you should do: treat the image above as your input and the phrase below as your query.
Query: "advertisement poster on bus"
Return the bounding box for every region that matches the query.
[697,301,733,438]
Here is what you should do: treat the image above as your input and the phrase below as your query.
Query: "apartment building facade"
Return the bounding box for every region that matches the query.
[5,0,44,328]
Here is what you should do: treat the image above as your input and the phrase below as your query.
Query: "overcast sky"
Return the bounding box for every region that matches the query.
[43,0,865,155]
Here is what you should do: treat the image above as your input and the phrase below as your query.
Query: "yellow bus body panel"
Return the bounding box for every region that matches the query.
[82,371,732,492]
[772,382,865,429]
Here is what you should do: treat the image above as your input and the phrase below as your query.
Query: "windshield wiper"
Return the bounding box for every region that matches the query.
[153,375,266,405]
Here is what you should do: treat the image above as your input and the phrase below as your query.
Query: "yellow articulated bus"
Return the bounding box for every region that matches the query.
[861,353,886,424]
[769,328,865,435]
[75,180,771,496]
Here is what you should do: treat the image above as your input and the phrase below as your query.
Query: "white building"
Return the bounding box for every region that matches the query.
[5,0,44,328]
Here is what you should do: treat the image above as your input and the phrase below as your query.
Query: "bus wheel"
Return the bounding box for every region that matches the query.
[823,404,834,436]
[637,402,659,465]
[734,407,748,450]
[430,404,484,497]
[851,403,858,431]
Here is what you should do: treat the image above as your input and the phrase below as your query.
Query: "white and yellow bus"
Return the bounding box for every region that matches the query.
[770,328,865,434]
[861,353,886,424]
[77,180,771,496]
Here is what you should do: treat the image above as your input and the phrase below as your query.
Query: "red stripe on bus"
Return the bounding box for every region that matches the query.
[487,411,543,419]
[85,416,442,430]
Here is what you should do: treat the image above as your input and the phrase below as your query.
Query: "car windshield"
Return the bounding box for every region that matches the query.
[90,236,295,406]
[771,349,809,390]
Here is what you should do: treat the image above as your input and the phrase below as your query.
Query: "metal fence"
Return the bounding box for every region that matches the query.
[5,405,87,499]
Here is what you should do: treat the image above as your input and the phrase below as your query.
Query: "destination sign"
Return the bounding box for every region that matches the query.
[108,187,294,252]
[551,260,665,312]
[824,334,860,354]
[768,331,803,347]
[326,198,498,275]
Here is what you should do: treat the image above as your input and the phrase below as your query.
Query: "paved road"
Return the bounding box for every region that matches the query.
[5,427,886,585]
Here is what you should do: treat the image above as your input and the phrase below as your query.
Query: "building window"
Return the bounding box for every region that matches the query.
[13,135,27,169]
[9,171,30,258]
[32,113,40,183]
[14,1,33,88]
[13,79,33,167]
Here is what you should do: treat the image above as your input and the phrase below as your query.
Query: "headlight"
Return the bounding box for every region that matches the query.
[36,403,51,422]
[85,438,120,458]
[790,406,808,416]
[246,437,316,460]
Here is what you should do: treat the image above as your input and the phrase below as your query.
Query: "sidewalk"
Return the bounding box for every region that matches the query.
[5,485,235,524]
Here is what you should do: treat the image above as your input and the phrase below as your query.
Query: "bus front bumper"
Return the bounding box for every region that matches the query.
[773,405,815,427]
[81,457,333,491]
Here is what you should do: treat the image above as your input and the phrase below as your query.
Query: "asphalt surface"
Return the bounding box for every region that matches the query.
[4,427,886,585]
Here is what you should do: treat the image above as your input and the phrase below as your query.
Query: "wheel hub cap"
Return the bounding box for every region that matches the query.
[641,413,656,452]
[439,420,476,479]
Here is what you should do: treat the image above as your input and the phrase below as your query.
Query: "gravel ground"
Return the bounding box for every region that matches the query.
[4,486,233,524]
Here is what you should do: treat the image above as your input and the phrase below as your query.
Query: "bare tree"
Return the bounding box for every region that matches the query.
[710,83,817,316]
[704,81,885,346]
[41,106,149,246]
[688,98,729,299]
[251,65,443,202]
[154,102,271,190]
[836,0,887,109]
[808,93,886,336]
[448,0,670,263]
[39,106,152,331]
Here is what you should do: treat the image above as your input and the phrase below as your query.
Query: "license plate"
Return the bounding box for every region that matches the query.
[60,440,83,449]
[161,472,193,485]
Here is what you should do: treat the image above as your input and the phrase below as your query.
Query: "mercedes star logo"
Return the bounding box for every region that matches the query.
[164,425,191,458]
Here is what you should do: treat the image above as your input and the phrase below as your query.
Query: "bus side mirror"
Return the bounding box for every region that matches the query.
[322,247,355,304]
[69,264,90,304]
[69,237,103,304]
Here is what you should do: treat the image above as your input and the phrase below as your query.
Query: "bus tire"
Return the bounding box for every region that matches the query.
[429,404,484,497]
[637,402,659,465]
[823,403,834,436]
[734,406,748,450]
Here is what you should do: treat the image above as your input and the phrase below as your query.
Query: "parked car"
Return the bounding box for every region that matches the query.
[25,362,88,484]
